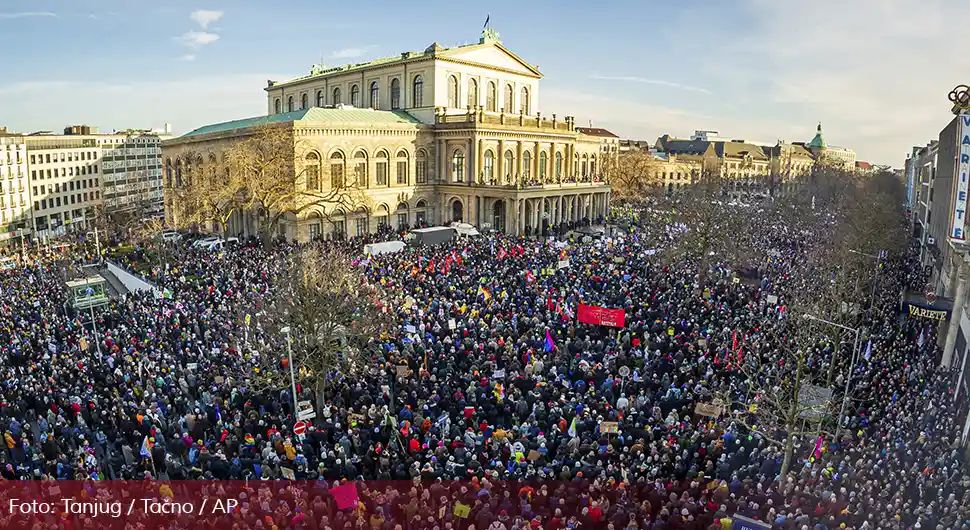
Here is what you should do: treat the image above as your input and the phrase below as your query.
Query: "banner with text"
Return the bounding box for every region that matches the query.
[577,303,626,328]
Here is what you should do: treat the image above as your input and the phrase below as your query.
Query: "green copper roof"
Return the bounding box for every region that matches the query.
[807,123,826,150]
[180,108,423,138]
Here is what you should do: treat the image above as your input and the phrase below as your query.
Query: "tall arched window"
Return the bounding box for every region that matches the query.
[416,149,427,184]
[504,150,514,181]
[330,152,345,188]
[369,81,380,109]
[316,90,324,107]
[520,86,530,115]
[574,153,579,177]
[539,152,548,180]
[483,150,494,183]
[375,150,388,186]
[413,75,424,107]
[467,78,478,109]
[447,76,458,108]
[332,87,342,105]
[555,152,563,179]
[590,155,596,179]
[504,84,513,112]
[486,81,496,112]
[452,149,465,182]
[395,150,409,185]
[390,78,401,109]
[351,85,360,107]
[582,154,589,176]
[522,151,532,181]
[287,96,294,112]
[305,153,320,191]
[353,151,368,187]
[274,98,281,114]
[301,93,308,110]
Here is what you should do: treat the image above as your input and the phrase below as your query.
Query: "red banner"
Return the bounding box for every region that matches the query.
[577,303,626,327]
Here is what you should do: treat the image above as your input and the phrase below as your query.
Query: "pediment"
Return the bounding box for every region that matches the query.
[440,44,542,78]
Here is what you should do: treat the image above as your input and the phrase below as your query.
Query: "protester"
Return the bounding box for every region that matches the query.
[0,207,966,530]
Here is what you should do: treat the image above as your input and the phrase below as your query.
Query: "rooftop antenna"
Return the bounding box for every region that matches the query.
[484,13,490,29]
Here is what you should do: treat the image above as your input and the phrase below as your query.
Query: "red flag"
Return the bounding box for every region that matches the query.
[526,270,535,283]
[497,247,508,260]
[731,330,738,355]
[331,482,359,510]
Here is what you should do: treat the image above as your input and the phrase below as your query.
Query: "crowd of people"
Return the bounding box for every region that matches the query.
[0,202,967,530]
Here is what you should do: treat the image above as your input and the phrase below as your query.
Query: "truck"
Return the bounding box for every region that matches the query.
[408,226,455,247]
[363,240,407,256]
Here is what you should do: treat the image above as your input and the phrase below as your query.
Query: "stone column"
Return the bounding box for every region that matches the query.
[532,198,540,233]
[550,142,557,183]
[943,255,969,367]
[498,139,506,185]
[505,199,514,234]
[566,143,573,179]
[533,141,541,183]
[469,138,478,187]
[437,139,446,183]
[518,199,525,235]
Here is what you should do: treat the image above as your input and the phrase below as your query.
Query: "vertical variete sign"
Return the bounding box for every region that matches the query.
[950,112,970,241]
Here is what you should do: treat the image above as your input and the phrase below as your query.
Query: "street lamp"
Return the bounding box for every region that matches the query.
[281,326,298,416]
[803,313,862,439]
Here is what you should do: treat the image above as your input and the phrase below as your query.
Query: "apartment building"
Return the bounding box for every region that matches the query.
[0,129,32,246]
[24,124,170,238]
[100,127,170,213]
[25,134,102,238]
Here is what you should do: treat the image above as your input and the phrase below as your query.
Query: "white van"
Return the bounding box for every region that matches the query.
[192,236,221,249]
[202,237,239,251]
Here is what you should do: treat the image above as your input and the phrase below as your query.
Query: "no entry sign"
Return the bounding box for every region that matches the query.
[293,421,308,435]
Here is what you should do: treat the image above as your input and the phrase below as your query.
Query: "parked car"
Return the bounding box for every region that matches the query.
[158,230,182,242]
[192,236,221,248]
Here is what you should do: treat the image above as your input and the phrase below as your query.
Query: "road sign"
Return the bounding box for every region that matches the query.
[293,421,308,435]
[618,366,630,377]
[298,411,316,421]
[925,291,938,304]
[298,400,312,408]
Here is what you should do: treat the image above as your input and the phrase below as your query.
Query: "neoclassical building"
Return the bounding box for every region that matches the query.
[163,28,613,240]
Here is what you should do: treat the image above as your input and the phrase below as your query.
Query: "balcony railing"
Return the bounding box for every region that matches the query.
[435,107,576,132]
[440,173,608,189]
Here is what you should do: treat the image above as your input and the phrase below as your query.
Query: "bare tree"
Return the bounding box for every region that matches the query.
[722,306,841,482]
[610,150,661,203]
[658,165,758,285]
[165,150,239,237]
[225,125,366,246]
[251,246,392,412]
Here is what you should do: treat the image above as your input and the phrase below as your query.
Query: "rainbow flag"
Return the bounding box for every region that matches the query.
[140,436,154,458]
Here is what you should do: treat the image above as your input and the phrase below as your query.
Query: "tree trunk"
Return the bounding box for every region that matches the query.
[314,376,327,416]
[827,339,840,386]
[779,436,795,485]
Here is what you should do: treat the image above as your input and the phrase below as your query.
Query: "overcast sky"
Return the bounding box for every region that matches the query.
[2,0,966,166]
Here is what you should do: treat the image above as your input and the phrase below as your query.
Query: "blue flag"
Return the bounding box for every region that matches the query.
[544,330,555,353]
